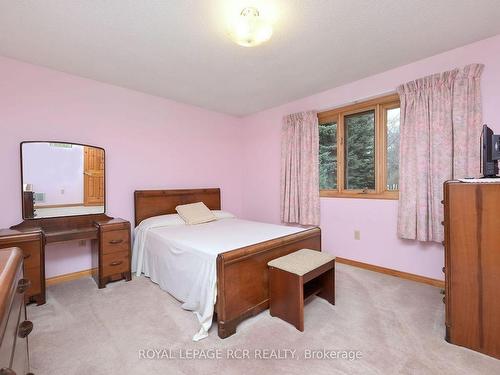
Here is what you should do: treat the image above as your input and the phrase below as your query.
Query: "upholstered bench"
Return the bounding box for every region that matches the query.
[268,249,335,331]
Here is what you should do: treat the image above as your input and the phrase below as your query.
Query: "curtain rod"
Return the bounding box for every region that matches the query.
[315,90,398,114]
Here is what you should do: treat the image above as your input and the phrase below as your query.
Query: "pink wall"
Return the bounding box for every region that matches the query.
[0,56,243,278]
[240,34,500,281]
[1,34,499,280]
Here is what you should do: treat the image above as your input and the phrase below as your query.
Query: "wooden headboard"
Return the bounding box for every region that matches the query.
[134,188,221,226]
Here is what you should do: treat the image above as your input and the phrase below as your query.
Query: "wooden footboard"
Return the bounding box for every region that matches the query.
[215,227,321,338]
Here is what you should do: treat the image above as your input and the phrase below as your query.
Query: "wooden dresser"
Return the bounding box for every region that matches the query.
[443,181,500,359]
[0,232,44,306]
[0,247,33,375]
[1,215,132,295]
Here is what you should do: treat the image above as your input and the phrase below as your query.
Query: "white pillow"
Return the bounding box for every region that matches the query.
[134,213,185,232]
[212,210,236,220]
[176,202,216,225]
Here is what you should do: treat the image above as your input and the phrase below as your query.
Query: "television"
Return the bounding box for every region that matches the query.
[481,124,500,178]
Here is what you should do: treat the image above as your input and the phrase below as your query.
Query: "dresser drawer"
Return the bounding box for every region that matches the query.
[24,266,41,297]
[102,251,129,277]
[11,305,29,375]
[0,284,22,367]
[21,240,41,269]
[102,230,129,255]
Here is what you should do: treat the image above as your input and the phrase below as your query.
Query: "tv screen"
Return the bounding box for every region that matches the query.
[493,134,500,161]
[482,124,499,177]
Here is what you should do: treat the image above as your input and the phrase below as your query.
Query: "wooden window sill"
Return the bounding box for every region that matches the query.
[320,190,399,200]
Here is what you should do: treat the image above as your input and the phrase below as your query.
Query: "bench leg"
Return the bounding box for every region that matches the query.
[318,265,335,305]
[269,268,304,331]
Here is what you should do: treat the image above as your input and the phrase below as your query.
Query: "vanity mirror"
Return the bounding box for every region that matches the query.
[21,141,105,219]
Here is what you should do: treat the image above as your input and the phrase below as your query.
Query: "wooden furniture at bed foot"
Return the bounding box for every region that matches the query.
[0,248,34,374]
[92,218,132,288]
[0,230,45,305]
[443,181,500,359]
[268,249,335,331]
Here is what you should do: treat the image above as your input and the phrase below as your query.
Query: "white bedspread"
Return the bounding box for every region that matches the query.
[132,215,306,341]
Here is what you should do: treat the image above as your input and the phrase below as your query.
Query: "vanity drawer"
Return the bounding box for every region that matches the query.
[102,230,130,254]
[21,240,41,269]
[102,251,129,277]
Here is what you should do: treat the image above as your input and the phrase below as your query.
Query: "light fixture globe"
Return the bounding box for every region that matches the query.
[228,7,273,47]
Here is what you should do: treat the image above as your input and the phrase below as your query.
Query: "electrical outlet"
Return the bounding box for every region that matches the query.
[354,230,361,240]
[60,189,65,195]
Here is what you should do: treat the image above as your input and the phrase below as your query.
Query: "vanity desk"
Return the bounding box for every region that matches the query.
[0,142,131,305]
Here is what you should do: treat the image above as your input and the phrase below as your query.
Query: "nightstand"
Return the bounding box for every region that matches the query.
[92,218,132,288]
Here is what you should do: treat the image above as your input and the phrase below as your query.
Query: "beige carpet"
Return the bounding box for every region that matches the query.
[27,264,500,375]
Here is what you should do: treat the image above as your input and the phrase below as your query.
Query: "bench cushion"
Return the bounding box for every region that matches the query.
[268,249,335,276]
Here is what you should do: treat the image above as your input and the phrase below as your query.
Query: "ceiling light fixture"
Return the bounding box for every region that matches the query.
[228,7,273,47]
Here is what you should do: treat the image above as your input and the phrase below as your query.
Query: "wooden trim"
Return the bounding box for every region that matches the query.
[46,268,96,286]
[34,203,84,209]
[376,103,384,194]
[320,190,399,199]
[318,93,399,123]
[336,257,444,288]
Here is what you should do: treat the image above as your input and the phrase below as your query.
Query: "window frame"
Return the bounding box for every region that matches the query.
[318,93,400,200]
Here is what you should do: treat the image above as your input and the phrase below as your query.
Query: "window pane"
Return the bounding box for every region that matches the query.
[386,107,400,191]
[319,122,337,190]
[345,111,375,190]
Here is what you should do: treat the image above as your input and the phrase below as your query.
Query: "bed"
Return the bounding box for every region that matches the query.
[133,188,321,339]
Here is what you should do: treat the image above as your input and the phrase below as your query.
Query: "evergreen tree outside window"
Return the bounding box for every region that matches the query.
[345,111,375,190]
[319,121,337,190]
[318,94,400,199]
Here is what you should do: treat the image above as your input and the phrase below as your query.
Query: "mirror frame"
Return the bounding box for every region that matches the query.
[20,141,106,220]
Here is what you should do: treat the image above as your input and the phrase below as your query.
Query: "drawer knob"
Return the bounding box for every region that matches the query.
[0,368,16,375]
[17,278,31,294]
[109,239,123,245]
[110,261,123,267]
[18,320,33,338]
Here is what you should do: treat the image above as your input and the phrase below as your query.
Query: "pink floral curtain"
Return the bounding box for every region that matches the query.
[280,111,320,226]
[397,64,484,242]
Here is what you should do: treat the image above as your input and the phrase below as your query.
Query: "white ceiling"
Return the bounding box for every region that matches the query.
[1,0,500,116]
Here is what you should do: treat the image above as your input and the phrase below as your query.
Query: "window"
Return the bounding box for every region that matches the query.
[318,94,400,199]
[319,121,337,189]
